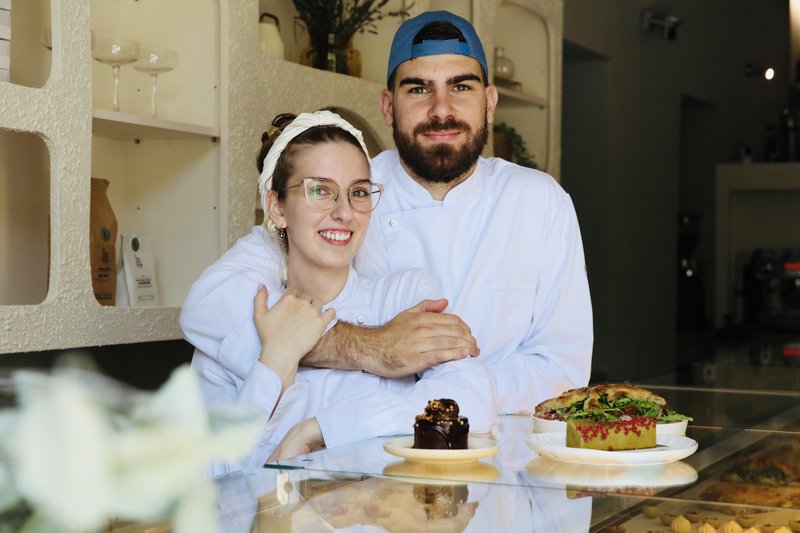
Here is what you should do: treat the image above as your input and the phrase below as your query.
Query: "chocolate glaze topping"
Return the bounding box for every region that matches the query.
[413,398,469,450]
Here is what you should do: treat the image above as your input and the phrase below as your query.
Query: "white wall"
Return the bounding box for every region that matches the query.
[562,0,789,379]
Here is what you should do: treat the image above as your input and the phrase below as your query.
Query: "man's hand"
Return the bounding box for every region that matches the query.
[267,418,324,463]
[302,298,480,378]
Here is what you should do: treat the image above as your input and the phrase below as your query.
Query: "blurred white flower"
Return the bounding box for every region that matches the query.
[11,370,114,531]
[0,363,263,532]
[0,411,22,514]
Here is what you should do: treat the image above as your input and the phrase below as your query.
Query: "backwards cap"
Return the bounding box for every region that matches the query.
[387,10,488,85]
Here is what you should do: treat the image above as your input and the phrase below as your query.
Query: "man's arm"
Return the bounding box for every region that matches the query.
[301,298,479,378]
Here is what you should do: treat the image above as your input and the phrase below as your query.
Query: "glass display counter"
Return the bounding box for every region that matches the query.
[109,386,800,532]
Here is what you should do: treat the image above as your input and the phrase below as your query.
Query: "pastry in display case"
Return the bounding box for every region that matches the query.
[594,429,800,532]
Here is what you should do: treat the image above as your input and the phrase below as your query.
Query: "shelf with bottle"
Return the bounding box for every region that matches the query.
[491,0,561,177]
[0,0,225,355]
[87,0,221,310]
[261,0,413,84]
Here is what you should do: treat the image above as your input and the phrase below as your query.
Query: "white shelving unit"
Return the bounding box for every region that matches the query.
[0,0,222,353]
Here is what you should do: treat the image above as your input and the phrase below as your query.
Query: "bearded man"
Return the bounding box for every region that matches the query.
[180,11,593,458]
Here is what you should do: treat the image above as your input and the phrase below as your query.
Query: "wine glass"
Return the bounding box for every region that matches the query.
[93,38,141,112]
[134,48,178,118]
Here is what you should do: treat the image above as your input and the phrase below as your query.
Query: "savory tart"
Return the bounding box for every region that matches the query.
[535,384,691,425]
[536,384,690,451]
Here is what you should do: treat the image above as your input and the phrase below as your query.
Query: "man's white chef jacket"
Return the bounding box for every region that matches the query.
[181,150,592,426]
[353,151,593,412]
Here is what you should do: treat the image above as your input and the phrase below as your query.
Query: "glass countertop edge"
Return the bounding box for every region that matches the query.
[271,406,800,491]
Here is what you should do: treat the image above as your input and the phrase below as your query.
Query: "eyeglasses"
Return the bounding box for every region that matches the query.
[282,178,384,213]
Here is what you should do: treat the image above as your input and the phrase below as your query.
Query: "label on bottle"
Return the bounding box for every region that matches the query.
[121,233,160,307]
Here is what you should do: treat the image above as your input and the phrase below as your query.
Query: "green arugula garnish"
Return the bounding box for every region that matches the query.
[558,393,692,423]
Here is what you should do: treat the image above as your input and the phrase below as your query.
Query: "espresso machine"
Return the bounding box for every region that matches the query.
[742,248,800,331]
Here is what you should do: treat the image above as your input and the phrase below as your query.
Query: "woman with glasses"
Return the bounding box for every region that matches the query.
[192,111,495,474]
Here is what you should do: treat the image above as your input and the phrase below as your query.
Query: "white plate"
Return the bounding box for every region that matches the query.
[524,457,698,488]
[383,436,499,464]
[532,416,688,436]
[525,432,698,466]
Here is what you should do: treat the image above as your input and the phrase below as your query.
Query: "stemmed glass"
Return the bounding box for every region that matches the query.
[92,38,141,112]
[133,48,178,118]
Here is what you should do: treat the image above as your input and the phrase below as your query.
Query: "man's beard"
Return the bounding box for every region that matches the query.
[393,116,488,184]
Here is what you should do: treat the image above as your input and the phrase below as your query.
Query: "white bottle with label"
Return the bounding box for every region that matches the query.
[120,233,160,307]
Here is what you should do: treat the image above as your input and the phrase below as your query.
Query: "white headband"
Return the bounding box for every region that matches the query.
[258,110,371,216]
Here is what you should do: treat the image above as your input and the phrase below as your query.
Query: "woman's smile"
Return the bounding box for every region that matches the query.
[318,229,353,245]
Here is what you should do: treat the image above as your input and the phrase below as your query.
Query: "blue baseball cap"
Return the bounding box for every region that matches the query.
[387,10,488,86]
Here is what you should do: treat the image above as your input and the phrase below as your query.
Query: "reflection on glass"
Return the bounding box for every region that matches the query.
[258,476,478,531]
[92,38,141,112]
[524,457,698,492]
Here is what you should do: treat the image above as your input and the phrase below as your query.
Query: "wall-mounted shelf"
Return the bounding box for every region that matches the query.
[92,109,219,141]
[491,0,562,177]
[496,86,547,108]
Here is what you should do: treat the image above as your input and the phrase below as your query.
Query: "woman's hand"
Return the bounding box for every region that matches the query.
[266,418,324,463]
[253,285,336,390]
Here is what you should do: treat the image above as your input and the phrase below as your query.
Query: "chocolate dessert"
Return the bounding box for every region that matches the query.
[413,398,469,450]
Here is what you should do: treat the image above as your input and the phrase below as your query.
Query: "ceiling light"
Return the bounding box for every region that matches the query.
[744,63,776,81]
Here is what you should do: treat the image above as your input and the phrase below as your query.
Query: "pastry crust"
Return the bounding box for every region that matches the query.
[534,384,666,418]
[591,384,666,405]
[534,386,592,415]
